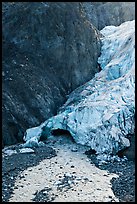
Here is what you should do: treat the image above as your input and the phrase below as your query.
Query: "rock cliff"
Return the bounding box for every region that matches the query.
[82,2,135,30]
[2,2,101,146]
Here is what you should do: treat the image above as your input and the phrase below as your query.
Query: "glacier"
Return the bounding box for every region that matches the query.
[23,20,135,155]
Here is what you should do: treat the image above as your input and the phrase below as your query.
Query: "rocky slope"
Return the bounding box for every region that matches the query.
[2,2,101,146]
[82,2,135,30]
[23,20,135,158]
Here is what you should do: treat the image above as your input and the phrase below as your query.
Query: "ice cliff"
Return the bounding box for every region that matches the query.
[23,20,135,155]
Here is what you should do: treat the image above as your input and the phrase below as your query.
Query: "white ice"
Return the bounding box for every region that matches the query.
[23,20,135,155]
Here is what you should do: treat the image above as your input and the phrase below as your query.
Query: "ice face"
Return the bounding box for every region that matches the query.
[23,20,135,155]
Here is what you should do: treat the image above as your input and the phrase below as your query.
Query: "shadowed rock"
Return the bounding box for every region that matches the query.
[82,2,135,30]
[2,2,101,146]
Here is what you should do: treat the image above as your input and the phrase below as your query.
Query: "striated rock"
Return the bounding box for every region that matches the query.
[82,2,135,30]
[2,2,101,146]
[23,20,135,155]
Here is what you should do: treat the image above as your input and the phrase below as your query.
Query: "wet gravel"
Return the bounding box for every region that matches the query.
[86,152,135,202]
[106,161,135,202]
[32,187,56,202]
[2,145,57,202]
[2,143,135,202]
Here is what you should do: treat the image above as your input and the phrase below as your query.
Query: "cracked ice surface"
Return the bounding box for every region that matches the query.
[23,20,135,155]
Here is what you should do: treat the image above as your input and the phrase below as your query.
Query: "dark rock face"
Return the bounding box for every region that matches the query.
[82,2,135,30]
[117,134,135,161]
[2,2,101,146]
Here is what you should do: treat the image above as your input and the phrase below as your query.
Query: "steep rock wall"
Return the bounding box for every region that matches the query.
[82,2,135,30]
[2,2,101,146]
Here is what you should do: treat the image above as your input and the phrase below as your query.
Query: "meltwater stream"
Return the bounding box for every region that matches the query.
[9,134,119,202]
